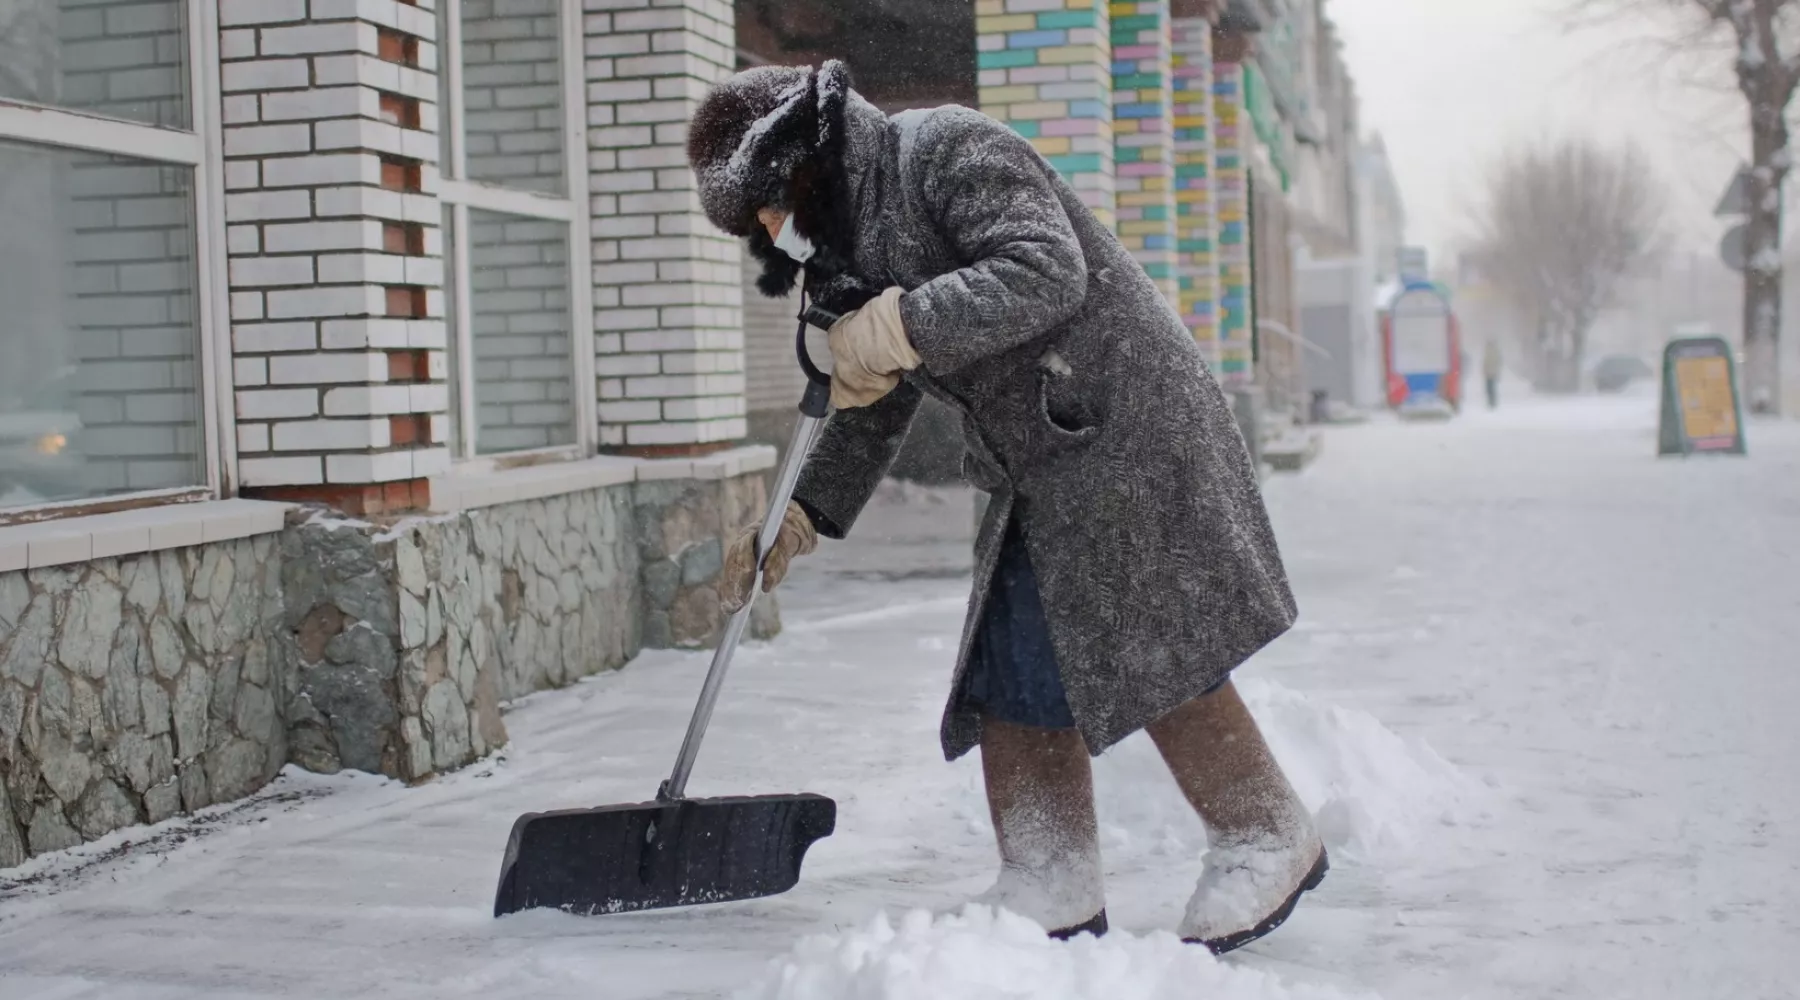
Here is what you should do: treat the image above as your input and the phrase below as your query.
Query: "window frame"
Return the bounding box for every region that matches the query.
[0,0,232,525]
[437,0,596,473]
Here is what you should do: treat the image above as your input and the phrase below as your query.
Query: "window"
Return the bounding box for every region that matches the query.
[0,0,225,518]
[438,0,592,463]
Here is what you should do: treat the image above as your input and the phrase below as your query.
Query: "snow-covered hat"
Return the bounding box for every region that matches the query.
[687,60,853,238]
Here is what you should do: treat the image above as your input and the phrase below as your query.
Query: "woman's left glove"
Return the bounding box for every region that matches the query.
[720,500,818,613]
[827,286,921,409]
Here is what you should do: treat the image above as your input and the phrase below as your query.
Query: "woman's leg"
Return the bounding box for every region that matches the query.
[1146,680,1307,838]
[1146,680,1326,951]
[975,715,1107,937]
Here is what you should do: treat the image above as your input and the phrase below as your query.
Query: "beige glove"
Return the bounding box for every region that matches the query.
[720,500,818,613]
[827,286,921,409]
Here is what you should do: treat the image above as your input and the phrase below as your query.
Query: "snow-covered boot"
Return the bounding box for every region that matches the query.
[1179,829,1328,953]
[1146,680,1327,954]
[974,716,1108,938]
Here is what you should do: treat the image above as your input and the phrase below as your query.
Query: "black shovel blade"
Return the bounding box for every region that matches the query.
[492,792,836,917]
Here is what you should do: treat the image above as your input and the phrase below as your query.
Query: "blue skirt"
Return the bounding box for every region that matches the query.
[959,519,1228,732]
[959,519,1079,730]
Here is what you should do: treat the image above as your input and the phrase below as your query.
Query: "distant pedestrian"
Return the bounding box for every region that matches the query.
[1483,340,1504,409]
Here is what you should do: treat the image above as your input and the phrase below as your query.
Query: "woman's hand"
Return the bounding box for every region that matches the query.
[720,500,819,613]
[826,286,920,409]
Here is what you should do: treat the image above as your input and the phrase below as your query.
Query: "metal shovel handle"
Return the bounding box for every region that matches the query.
[658,302,833,803]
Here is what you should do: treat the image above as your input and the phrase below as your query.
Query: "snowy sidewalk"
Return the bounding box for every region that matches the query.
[3,391,1798,999]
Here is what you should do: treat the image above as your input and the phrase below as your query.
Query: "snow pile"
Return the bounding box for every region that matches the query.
[1238,677,1481,861]
[944,677,1476,864]
[737,906,1378,1000]
[1080,677,1479,863]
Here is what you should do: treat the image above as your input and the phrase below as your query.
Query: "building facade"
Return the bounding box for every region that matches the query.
[0,0,782,866]
[0,0,1393,865]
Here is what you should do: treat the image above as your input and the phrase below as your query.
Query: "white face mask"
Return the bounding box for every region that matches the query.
[772,213,816,264]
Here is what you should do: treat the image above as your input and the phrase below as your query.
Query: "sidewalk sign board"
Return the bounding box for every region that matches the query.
[1658,336,1747,456]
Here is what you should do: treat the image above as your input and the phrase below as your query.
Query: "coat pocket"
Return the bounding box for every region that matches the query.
[1036,362,1102,443]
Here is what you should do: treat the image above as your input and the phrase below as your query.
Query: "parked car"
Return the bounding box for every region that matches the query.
[1592,354,1655,393]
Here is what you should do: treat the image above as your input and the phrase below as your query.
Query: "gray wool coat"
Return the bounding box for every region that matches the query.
[789,99,1297,761]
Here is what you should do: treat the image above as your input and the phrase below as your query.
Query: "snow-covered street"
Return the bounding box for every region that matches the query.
[3,390,1798,999]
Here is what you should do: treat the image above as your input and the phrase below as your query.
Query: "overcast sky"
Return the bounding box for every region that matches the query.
[1327,0,1747,267]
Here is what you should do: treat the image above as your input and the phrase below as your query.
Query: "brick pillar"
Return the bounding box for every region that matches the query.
[1212,54,1255,388]
[976,0,1115,229]
[1171,13,1221,368]
[584,0,746,454]
[220,0,450,514]
[1109,1,1176,300]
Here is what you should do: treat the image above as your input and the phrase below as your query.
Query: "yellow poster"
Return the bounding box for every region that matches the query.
[1675,355,1739,443]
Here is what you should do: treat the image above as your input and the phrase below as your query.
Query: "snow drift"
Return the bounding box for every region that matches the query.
[947,675,1479,864]
[736,906,1376,1000]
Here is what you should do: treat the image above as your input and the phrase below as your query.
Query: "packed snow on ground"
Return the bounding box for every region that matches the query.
[3,391,1797,1000]
[741,906,1376,1000]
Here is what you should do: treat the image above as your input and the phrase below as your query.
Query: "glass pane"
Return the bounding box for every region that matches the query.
[460,0,564,195]
[0,0,191,130]
[0,138,203,509]
[467,209,574,454]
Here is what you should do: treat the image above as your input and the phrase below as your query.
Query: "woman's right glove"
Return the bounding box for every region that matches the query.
[826,286,920,409]
[720,500,818,613]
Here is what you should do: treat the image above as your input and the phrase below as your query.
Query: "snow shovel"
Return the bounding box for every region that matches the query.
[493,298,848,918]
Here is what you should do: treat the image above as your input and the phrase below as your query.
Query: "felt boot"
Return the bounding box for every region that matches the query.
[1147,680,1327,954]
[972,716,1108,939]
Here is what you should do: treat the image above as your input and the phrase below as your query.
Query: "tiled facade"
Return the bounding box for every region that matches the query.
[1109,1,1176,299]
[1212,56,1255,386]
[1171,14,1220,368]
[976,0,1117,229]
[978,0,1247,372]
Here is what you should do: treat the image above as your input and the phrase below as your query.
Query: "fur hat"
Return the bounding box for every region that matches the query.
[687,61,854,245]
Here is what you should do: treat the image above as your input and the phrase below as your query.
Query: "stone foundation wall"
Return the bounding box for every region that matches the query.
[282,483,641,780]
[0,466,778,867]
[0,537,289,868]
[632,471,779,649]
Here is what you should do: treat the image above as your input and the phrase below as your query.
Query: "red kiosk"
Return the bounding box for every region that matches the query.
[1381,281,1463,416]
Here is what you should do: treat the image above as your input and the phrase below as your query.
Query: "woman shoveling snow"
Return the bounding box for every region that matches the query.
[688,61,1325,954]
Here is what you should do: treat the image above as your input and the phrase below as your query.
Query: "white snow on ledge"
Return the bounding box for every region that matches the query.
[0,498,291,574]
[428,444,778,512]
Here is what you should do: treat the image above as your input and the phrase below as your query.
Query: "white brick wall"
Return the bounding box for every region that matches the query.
[219,0,449,497]
[584,0,743,449]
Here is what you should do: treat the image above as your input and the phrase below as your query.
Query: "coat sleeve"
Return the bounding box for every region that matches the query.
[789,379,924,539]
[896,108,1089,376]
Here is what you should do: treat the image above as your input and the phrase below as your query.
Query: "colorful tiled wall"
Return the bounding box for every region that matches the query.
[1212,58,1255,386]
[1109,1,1175,300]
[1170,14,1219,366]
[976,0,1116,229]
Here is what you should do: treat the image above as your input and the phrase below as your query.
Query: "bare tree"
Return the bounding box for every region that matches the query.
[1578,0,1800,412]
[1473,138,1666,393]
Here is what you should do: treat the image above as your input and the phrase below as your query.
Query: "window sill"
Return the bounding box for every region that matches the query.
[430,444,778,512]
[0,498,293,574]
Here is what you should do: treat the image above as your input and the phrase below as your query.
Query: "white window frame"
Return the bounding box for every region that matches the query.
[437,0,596,473]
[0,0,232,524]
